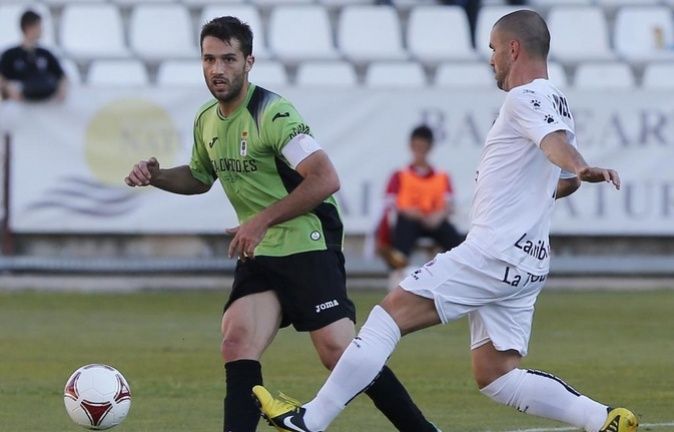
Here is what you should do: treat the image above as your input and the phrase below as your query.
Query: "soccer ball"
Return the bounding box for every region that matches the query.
[63,364,132,430]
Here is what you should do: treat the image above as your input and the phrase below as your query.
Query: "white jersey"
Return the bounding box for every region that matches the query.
[466,78,576,275]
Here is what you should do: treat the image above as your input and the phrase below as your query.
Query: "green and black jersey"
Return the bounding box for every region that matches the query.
[189,84,343,257]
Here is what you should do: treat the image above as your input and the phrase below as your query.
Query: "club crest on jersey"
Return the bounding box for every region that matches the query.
[240,131,248,157]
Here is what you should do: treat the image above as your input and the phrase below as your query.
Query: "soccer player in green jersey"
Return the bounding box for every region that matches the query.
[125,16,438,432]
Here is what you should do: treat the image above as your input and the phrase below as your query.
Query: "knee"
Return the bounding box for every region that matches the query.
[317,340,347,370]
[473,363,515,389]
[220,327,256,362]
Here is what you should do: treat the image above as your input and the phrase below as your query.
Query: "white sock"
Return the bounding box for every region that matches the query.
[303,306,401,431]
[480,368,608,432]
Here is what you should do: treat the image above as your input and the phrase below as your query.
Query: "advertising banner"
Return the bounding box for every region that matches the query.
[5,86,674,235]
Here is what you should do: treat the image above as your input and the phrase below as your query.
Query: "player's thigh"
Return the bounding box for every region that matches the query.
[220,290,282,356]
[396,243,486,327]
[380,287,442,336]
[273,250,356,332]
[309,317,355,369]
[467,268,545,359]
[398,242,536,333]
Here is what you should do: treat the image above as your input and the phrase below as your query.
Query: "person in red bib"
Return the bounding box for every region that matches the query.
[376,125,463,270]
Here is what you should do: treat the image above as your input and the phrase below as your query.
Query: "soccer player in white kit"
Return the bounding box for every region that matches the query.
[253,10,638,432]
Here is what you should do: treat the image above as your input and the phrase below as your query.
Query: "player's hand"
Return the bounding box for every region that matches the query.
[125,157,160,187]
[226,216,269,260]
[578,167,621,190]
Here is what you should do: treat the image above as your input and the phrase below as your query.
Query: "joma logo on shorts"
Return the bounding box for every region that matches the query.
[315,299,339,313]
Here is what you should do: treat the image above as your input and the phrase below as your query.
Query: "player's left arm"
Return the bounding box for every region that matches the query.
[227,149,339,259]
[555,176,581,199]
[540,130,620,190]
[227,100,339,259]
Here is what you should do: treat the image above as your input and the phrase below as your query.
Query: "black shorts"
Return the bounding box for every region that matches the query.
[224,249,356,332]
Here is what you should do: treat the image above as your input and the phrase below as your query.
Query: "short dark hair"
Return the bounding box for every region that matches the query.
[200,16,253,57]
[410,125,434,146]
[20,10,41,33]
[494,10,550,59]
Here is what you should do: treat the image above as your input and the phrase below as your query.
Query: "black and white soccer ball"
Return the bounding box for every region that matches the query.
[64,364,131,430]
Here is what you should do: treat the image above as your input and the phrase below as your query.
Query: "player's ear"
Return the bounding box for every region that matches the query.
[245,55,255,72]
[510,39,520,59]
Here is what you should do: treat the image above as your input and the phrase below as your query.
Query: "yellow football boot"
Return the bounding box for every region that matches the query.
[599,407,639,432]
[252,385,316,432]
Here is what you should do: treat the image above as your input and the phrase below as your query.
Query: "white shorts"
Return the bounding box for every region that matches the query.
[399,241,548,356]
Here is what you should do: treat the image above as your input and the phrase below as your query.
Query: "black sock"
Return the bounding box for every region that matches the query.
[224,360,262,432]
[364,366,437,432]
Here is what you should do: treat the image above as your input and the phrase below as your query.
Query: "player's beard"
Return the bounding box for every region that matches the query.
[493,66,506,90]
[493,58,512,91]
[207,69,246,104]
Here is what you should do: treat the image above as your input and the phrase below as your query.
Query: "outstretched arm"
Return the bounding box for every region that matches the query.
[125,157,211,195]
[540,130,621,190]
[555,176,581,199]
[227,150,339,259]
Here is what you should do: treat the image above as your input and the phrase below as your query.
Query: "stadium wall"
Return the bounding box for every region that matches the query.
[1,86,674,276]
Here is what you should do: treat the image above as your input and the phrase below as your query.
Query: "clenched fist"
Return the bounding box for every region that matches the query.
[125,157,160,187]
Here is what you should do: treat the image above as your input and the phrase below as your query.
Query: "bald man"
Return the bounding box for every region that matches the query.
[253,10,638,432]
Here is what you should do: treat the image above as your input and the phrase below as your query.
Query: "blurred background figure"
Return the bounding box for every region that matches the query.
[375,125,463,288]
[0,10,67,102]
[435,0,528,47]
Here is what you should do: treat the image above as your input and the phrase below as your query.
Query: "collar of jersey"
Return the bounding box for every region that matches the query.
[216,83,256,121]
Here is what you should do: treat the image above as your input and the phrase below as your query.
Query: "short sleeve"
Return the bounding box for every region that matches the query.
[261,99,311,155]
[444,173,454,195]
[559,170,577,179]
[188,115,216,186]
[0,50,11,77]
[505,88,573,147]
[45,50,64,79]
[386,171,401,195]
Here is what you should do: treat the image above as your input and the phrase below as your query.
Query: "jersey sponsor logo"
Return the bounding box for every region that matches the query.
[288,124,311,141]
[211,158,258,174]
[315,299,339,314]
[552,94,571,119]
[310,231,321,241]
[502,266,548,287]
[272,112,290,122]
[208,137,219,148]
[514,233,549,261]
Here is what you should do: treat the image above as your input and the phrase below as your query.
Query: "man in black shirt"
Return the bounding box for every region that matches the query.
[0,10,67,101]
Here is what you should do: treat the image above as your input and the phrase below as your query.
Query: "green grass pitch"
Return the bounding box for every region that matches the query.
[1,288,673,431]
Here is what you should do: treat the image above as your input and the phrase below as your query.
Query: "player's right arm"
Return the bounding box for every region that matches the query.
[124,157,211,195]
[506,89,620,191]
[540,131,620,190]
[124,108,217,194]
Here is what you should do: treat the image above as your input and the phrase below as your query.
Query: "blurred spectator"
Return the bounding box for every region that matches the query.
[0,10,67,102]
[436,0,528,47]
[375,125,463,276]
